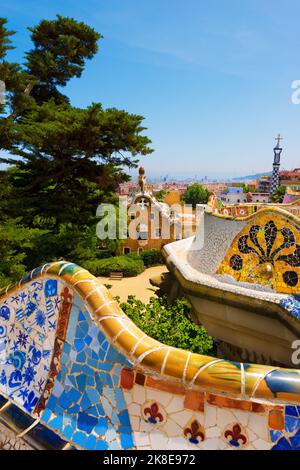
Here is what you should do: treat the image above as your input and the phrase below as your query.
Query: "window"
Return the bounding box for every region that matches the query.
[138,232,148,240]
[138,248,143,254]
[123,247,131,254]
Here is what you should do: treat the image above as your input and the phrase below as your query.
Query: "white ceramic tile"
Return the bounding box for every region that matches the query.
[134,431,150,447]
[248,413,269,441]
[133,385,146,404]
[166,395,185,413]
[146,387,172,407]
[204,404,217,428]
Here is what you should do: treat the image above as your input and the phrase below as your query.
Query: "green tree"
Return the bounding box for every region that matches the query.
[184,183,209,208]
[270,186,286,203]
[0,16,153,280]
[155,189,169,202]
[120,296,214,355]
[0,218,49,288]
[242,184,255,193]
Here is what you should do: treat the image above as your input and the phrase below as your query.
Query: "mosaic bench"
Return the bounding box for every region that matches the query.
[0,261,300,450]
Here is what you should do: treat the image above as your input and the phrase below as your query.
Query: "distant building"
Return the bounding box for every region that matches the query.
[257,176,272,194]
[120,168,197,254]
[219,186,247,204]
[280,168,300,187]
[246,192,270,203]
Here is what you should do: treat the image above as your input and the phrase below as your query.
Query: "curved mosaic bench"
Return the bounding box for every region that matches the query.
[207,193,300,220]
[0,261,300,450]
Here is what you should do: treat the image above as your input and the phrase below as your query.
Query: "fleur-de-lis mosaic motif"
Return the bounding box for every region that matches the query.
[143,402,164,425]
[217,213,300,293]
[223,423,247,448]
[184,420,205,445]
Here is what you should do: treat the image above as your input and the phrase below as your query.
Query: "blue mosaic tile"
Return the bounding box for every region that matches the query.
[77,412,98,434]
[94,439,108,450]
[286,406,300,417]
[290,429,300,448]
[95,417,108,435]
[36,292,133,449]
[73,431,88,448]
[120,432,134,450]
[280,296,300,320]
[272,436,293,450]
[285,415,300,433]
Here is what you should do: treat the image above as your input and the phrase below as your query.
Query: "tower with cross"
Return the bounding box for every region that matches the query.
[271,134,283,194]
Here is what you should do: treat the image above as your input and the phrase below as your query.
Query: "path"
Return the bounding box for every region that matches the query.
[98,265,167,303]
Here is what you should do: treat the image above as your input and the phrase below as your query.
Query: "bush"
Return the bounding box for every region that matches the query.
[140,249,164,267]
[120,295,214,355]
[83,256,145,277]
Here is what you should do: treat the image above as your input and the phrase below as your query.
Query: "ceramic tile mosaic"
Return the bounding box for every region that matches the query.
[40,298,133,450]
[0,261,299,450]
[217,212,300,294]
[280,295,300,320]
[0,278,63,413]
[270,406,300,450]
[207,194,300,220]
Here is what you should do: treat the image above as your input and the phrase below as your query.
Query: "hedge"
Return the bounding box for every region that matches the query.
[83,256,145,277]
[140,249,164,267]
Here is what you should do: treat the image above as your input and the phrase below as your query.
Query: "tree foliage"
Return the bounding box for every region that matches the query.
[0,15,153,285]
[270,186,286,203]
[184,183,209,208]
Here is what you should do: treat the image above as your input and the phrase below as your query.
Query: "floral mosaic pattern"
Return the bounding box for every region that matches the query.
[184,419,205,445]
[0,278,63,413]
[143,402,165,425]
[217,212,300,293]
[223,423,248,448]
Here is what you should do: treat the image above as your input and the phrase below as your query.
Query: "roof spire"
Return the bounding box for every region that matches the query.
[275,133,283,148]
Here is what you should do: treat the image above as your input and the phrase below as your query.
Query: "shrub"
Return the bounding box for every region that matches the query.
[83,256,145,277]
[120,295,214,355]
[140,249,164,267]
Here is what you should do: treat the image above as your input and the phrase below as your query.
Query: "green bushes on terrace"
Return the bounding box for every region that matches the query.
[120,295,214,355]
[140,249,164,267]
[82,249,165,279]
[83,256,145,277]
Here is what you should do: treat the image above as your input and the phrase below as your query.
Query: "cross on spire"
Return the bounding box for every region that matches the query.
[275,134,283,148]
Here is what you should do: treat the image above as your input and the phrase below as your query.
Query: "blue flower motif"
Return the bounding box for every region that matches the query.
[23,391,38,413]
[18,387,29,401]
[35,310,46,328]
[29,346,41,366]
[9,350,26,370]
[17,331,28,349]
[0,370,6,385]
[22,365,36,386]
[0,306,10,321]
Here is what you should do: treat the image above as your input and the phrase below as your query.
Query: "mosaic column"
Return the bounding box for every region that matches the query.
[271,134,283,194]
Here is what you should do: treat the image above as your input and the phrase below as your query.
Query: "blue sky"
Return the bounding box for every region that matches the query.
[2,0,300,179]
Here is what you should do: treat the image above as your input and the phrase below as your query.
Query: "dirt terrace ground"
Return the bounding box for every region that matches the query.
[98,265,167,303]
